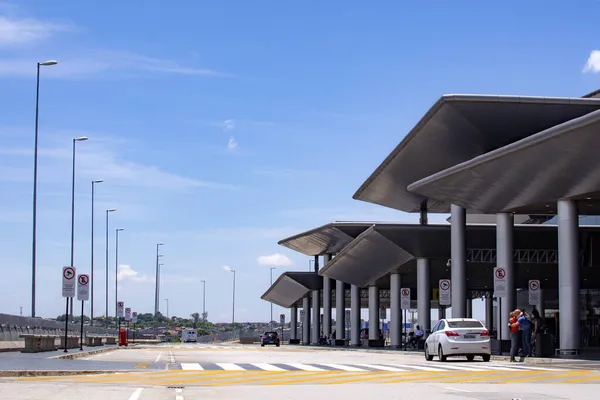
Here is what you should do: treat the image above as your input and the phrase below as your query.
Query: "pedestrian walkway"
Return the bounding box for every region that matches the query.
[171,362,569,372]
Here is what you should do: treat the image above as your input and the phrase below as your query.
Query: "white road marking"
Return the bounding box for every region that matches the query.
[355,364,407,372]
[287,363,326,371]
[426,364,486,371]
[128,388,143,400]
[390,364,449,372]
[216,363,245,371]
[169,348,175,363]
[445,387,473,393]
[181,363,203,370]
[503,365,564,371]
[175,396,184,400]
[175,389,183,393]
[155,353,162,363]
[252,363,286,371]
[175,387,184,400]
[321,364,367,372]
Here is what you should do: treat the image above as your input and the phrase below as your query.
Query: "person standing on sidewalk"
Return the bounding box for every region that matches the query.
[508,310,520,362]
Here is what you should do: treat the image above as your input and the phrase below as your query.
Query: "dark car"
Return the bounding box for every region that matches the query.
[261,331,280,347]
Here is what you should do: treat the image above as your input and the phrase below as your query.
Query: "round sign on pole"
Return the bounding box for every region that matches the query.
[529,281,539,291]
[64,267,75,280]
[78,275,89,285]
[495,268,506,280]
[440,280,450,291]
[401,289,409,296]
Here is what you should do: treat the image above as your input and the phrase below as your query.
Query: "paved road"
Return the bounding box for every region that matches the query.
[3,343,600,398]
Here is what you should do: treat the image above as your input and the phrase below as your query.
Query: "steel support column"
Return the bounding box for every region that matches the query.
[322,254,332,337]
[438,306,446,320]
[485,297,493,331]
[417,258,431,332]
[368,285,379,340]
[466,299,472,318]
[290,306,298,340]
[311,289,320,344]
[451,205,467,317]
[302,297,310,345]
[350,285,360,346]
[390,273,401,348]
[497,212,515,341]
[336,280,345,340]
[558,199,580,352]
[537,290,545,318]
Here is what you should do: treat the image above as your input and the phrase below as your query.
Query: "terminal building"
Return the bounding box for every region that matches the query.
[262,92,600,355]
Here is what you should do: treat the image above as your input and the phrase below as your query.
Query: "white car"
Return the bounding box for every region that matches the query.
[424,318,491,362]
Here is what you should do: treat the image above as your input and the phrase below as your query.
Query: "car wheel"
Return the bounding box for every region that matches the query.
[466,355,475,361]
[482,354,491,362]
[424,345,434,361]
[261,344,264,347]
[438,345,447,362]
[276,344,280,347]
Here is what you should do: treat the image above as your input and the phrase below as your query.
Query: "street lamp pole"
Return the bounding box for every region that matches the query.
[165,298,169,318]
[231,269,236,324]
[31,59,57,318]
[270,267,276,323]
[105,208,116,327]
[115,228,124,320]
[201,280,206,321]
[154,243,163,336]
[90,180,103,326]
[70,136,88,318]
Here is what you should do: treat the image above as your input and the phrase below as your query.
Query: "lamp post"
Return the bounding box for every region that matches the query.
[31,59,57,318]
[69,136,88,318]
[154,243,163,336]
[115,228,124,320]
[105,208,116,327]
[165,298,169,318]
[270,267,276,323]
[90,180,103,326]
[230,269,236,324]
[201,280,206,321]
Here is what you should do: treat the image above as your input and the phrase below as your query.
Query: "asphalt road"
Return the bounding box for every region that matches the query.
[2,343,600,399]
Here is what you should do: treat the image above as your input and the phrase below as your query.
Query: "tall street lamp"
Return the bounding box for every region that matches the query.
[31,60,57,318]
[229,269,236,324]
[90,179,103,326]
[165,298,169,318]
[105,208,116,327]
[69,136,88,317]
[154,243,164,316]
[270,267,276,323]
[201,280,206,321]
[114,228,124,320]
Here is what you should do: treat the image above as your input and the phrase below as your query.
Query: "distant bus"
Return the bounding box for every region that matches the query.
[181,328,198,343]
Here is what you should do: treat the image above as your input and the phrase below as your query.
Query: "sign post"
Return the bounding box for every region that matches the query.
[280,313,285,342]
[400,288,411,310]
[493,267,508,297]
[439,279,451,306]
[131,312,138,344]
[117,301,124,345]
[125,307,131,343]
[528,280,541,306]
[77,274,89,350]
[62,266,76,353]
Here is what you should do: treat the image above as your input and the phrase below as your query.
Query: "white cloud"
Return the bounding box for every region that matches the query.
[257,253,293,267]
[0,16,70,46]
[0,50,232,79]
[227,136,238,150]
[583,50,600,73]
[222,265,232,272]
[223,119,235,131]
[117,264,151,283]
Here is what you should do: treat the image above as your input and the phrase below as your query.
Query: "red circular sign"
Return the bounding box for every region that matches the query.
[529,280,539,291]
[495,268,506,279]
[63,267,75,280]
[78,275,89,285]
[401,288,409,296]
[440,280,450,290]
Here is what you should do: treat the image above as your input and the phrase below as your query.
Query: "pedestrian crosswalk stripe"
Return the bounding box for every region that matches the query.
[355,364,407,372]
[180,363,203,370]
[286,363,326,371]
[215,363,245,371]
[423,364,486,371]
[321,364,366,372]
[251,363,286,371]
[389,364,448,372]
[498,364,562,371]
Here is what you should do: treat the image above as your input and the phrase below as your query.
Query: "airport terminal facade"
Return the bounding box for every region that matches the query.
[262,92,600,355]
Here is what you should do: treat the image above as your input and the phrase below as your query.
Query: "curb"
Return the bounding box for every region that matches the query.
[0,370,125,378]
[50,346,120,360]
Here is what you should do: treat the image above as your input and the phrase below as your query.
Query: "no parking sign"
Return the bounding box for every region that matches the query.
[528,280,540,305]
[439,279,451,306]
[400,288,411,310]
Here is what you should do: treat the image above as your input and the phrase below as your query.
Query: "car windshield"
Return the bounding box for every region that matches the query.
[447,320,484,328]
[265,332,277,337]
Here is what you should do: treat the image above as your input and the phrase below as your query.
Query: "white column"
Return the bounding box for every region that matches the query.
[368,286,380,340]
[497,212,515,341]
[417,258,431,332]
[350,285,360,346]
[558,199,580,352]
[290,306,298,340]
[451,205,467,317]
[335,280,345,341]
[390,273,401,348]
[311,289,320,344]
[322,275,332,337]
[302,297,310,345]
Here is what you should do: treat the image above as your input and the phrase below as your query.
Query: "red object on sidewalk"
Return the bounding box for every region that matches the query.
[119,329,128,346]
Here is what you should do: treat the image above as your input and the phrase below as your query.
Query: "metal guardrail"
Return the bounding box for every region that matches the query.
[0,313,117,341]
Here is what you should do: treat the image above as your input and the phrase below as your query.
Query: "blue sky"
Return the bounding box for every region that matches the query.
[1,1,599,323]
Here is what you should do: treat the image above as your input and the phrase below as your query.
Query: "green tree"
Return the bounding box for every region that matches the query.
[191,313,200,328]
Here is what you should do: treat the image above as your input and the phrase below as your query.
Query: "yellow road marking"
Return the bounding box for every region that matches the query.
[134,363,150,369]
